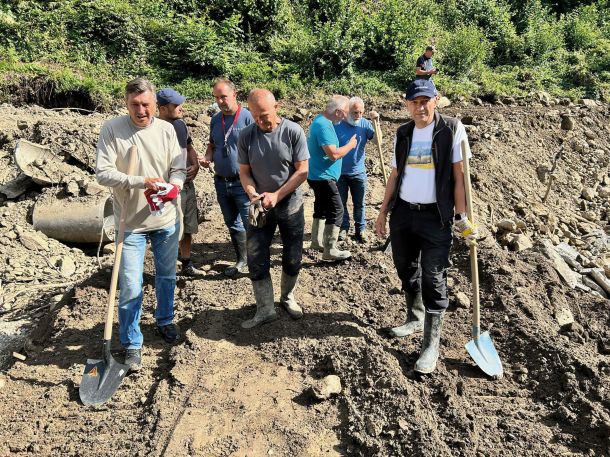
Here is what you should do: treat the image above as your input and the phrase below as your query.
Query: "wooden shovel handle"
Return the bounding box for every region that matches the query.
[372,118,388,186]
[104,145,138,341]
[461,139,480,335]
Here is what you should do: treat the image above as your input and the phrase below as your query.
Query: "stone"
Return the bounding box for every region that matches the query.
[560,115,574,131]
[599,187,610,198]
[581,268,610,295]
[58,256,76,278]
[580,99,598,108]
[311,375,342,400]
[461,115,474,125]
[554,307,574,330]
[365,417,382,437]
[437,96,451,109]
[581,187,597,201]
[66,180,80,196]
[84,181,105,196]
[541,240,581,289]
[17,120,28,130]
[509,234,533,252]
[18,230,49,252]
[583,210,598,222]
[582,276,608,298]
[102,243,116,255]
[454,291,471,308]
[496,219,517,232]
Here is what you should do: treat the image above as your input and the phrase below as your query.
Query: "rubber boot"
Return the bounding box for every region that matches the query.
[310,218,324,252]
[388,291,424,337]
[414,311,444,374]
[280,272,303,319]
[224,231,247,278]
[241,278,278,329]
[322,225,351,261]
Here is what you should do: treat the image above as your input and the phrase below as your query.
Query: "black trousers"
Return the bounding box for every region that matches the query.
[308,179,344,227]
[389,199,453,313]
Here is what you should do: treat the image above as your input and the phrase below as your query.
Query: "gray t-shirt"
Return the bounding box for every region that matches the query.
[237,118,309,193]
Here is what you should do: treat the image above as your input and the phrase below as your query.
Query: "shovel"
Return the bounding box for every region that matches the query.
[372,118,392,255]
[461,140,503,379]
[80,145,138,405]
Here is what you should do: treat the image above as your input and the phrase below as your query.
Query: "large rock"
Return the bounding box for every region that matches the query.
[541,240,581,288]
[509,234,533,252]
[496,219,517,232]
[581,187,597,201]
[560,115,574,131]
[437,96,451,109]
[311,375,342,400]
[18,229,49,252]
[554,307,574,330]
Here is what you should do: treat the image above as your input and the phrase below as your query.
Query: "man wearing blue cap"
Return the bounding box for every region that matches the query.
[199,79,254,277]
[157,88,204,277]
[375,78,477,374]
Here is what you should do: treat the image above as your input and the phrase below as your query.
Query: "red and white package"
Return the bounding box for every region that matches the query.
[144,183,179,216]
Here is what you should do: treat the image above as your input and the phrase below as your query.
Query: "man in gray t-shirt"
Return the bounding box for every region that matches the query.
[237,89,309,329]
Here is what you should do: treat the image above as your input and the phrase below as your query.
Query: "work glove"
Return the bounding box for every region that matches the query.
[144,183,179,216]
[454,213,478,247]
[248,198,268,228]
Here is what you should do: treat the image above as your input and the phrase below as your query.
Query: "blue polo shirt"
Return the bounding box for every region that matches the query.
[334,119,374,176]
[307,114,341,181]
[209,107,254,178]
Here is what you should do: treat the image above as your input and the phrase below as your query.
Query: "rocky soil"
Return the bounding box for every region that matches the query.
[0,94,609,456]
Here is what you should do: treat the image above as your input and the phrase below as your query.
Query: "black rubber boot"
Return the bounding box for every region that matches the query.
[388,291,424,337]
[224,231,247,278]
[414,311,444,374]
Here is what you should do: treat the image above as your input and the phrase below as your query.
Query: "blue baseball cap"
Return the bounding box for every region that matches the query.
[405,79,437,100]
[157,88,186,106]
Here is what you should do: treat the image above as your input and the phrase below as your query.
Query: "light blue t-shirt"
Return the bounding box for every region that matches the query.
[307,114,341,181]
[334,119,375,176]
[209,107,254,178]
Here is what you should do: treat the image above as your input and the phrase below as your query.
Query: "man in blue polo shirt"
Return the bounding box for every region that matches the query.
[307,95,357,261]
[334,96,378,243]
[199,79,254,277]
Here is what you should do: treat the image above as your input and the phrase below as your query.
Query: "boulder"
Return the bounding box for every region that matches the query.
[496,219,517,232]
[554,307,574,330]
[581,187,597,201]
[560,115,574,131]
[509,234,533,252]
[311,375,342,400]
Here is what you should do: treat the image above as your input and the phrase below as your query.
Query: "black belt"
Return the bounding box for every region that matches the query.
[214,175,240,182]
[399,199,437,211]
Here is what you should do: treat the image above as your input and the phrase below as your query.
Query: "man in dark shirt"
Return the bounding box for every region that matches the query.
[415,46,438,80]
[157,88,203,277]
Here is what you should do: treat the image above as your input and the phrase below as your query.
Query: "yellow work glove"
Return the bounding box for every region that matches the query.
[454,213,478,247]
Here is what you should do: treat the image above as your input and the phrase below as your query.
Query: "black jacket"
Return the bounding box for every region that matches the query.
[390,112,461,224]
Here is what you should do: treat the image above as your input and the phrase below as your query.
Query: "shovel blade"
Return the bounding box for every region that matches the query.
[465,331,503,378]
[79,355,129,406]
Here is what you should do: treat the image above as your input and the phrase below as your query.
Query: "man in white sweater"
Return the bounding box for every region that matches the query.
[96,78,186,371]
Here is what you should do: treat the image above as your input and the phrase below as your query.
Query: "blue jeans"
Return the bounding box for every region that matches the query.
[337,172,367,233]
[214,177,250,233]
[118,223,179,349]
[247,192,304,281]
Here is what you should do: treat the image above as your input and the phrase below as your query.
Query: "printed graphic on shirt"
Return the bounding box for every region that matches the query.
[407,140,434,170]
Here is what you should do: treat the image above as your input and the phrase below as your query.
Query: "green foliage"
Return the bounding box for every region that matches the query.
[0,0,610,105]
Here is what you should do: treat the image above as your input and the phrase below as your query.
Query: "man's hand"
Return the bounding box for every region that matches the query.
[144,177,164,191]
[375,210,388,238]
[347,134,358,150]
[261,191,279,210]
[186,163,199,182]
[369,110,380,120]
[454,215,478,247]
[198,152,213,168]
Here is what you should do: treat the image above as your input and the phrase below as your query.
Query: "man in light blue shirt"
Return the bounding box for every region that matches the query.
[334,97,378,242]
[306,95,357,261]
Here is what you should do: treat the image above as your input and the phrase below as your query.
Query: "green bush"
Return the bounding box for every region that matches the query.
[438,25,492,78]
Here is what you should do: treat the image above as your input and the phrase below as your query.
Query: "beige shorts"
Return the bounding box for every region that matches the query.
[180,181,199,234]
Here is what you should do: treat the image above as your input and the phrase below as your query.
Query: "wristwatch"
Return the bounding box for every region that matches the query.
[454,213,467,221]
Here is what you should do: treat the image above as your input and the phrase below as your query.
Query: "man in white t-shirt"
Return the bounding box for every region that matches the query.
[375,79,477,374]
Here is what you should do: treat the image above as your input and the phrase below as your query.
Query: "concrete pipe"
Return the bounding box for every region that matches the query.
[33,197,115,244]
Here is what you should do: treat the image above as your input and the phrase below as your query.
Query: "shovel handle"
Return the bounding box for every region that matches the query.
[372,118,388,186]
[104,145,138,341]
[461,140,480,336]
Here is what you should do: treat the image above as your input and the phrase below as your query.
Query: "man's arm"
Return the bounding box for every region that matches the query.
[96,125,146,190]
[186,143,199,181]
[453,161,467,215]
[239,163,258,201]
[323,136,357,161]
[168,130,186,189]
[375,167,398,237]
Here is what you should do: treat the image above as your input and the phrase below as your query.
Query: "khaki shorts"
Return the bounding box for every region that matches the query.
[180,181,199,234]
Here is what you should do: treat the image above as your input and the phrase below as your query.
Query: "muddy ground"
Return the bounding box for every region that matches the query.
[0,95,609,457]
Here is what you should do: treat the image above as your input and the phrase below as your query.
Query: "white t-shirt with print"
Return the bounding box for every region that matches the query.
[391,121,469,204]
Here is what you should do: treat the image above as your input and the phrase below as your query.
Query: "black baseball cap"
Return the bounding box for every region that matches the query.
[404,79,437,100]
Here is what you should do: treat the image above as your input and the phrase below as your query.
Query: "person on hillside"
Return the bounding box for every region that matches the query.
[334,96,379,242]
[157,88,203,277]
[96,78,186,372]
[198,79,254,278]
[415,45,438,80]
[375,79,477,374]
[238,89,309,328]
[307,95,357,260]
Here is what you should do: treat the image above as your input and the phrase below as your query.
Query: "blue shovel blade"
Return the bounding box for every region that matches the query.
[465,331,503,378]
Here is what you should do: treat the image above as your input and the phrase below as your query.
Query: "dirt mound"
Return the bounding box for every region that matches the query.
[0,98,608,456]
